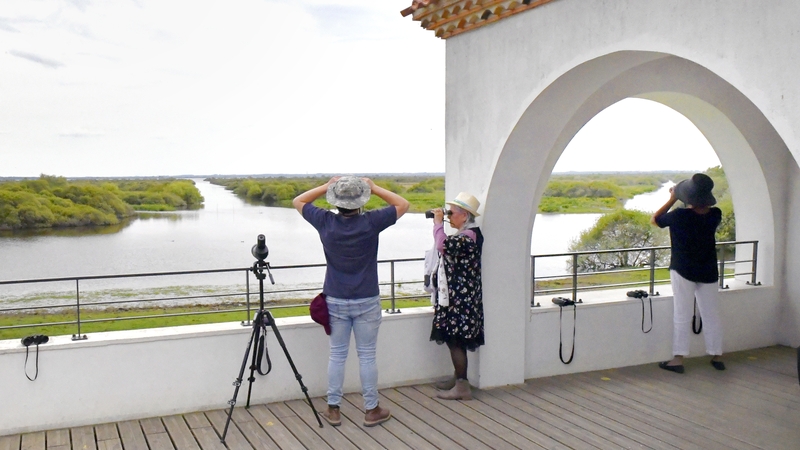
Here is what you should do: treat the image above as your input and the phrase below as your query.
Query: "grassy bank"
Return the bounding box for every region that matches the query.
[0,298,431,341]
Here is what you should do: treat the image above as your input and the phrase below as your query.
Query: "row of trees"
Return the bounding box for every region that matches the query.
[208,176,440,213]
[0,176,204,230]
[568,166,735,272]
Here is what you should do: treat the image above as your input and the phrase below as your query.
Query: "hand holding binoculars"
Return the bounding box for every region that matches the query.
[425,209,452,219]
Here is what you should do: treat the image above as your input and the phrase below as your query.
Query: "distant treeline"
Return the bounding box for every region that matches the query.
[207,176,445,214]
[209,171,703,215]
[0,176,203,230]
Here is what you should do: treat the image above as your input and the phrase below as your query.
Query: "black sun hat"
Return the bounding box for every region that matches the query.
[674,173,716,207]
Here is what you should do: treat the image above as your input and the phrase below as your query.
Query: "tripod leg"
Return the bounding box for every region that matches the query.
[221,316,260,443]
[244,310,265,408]
[263,310,324,428]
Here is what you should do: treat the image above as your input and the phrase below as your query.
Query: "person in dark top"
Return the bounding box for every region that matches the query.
[429,192,484,400]
[652,173,725,374]
[293,176,409,427]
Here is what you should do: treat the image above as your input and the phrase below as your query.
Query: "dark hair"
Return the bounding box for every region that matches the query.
[337,207,359,215]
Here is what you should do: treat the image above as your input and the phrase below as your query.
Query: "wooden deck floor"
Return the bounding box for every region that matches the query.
[2,346,798,450]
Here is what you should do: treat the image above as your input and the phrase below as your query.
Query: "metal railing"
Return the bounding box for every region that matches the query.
[532,240,760,305]
[0,259,429,340]
[1,240,761,338]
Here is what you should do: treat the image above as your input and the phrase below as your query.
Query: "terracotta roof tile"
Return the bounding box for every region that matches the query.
[401,0,560,39]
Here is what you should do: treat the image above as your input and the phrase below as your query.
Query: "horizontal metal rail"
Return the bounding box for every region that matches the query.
[0,259,428,340]
[1,241,760,338]
[531,240,759,305]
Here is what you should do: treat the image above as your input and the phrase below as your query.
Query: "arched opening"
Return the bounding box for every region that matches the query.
[533,98,724,277]
[478,51,793,387]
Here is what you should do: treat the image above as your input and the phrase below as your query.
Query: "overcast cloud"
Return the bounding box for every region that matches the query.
[1,0,718,178]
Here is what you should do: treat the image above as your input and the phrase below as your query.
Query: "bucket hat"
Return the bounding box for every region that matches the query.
[445,192,481,217]
[327,176,371,209]
[674,173,716,207]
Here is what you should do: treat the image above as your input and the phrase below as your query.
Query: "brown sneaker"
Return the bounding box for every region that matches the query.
[321,405,341,426]
[363,404,391,427]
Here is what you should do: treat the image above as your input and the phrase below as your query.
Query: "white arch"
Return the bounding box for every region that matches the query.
[477,51,794,387]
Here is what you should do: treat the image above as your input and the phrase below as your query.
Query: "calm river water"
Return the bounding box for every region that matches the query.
[0,180,671,304]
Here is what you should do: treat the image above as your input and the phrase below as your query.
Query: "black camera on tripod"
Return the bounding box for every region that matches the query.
[21,334,49,346]
[425,209,453,219]
[552,297,576,307]
[626,290,649,299]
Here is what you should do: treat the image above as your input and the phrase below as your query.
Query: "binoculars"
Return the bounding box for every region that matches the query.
[425,209,453,219]
[626,290,649,299]
[21,334,49,347]
[552,297,576,307]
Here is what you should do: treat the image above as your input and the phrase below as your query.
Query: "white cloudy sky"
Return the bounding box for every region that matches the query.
[0,0,719,178]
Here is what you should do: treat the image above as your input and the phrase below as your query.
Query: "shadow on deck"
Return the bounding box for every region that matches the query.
[1,346,798,450]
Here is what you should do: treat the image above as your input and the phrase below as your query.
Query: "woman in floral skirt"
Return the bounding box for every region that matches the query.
[429,192,484,400]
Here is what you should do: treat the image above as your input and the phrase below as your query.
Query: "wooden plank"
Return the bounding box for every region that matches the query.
[140,418,166,435]
[0,435,20,450]
[338,395,415,450]
[284,399,365,450]
[190,426,226,450]
[529,378,684,450]
[414,385,552,450]
[97,440,122,450]
[183,413,211,430]
[20,432,44,450]
[116,421,148,450]
[572,369,760,450]
[144,433,175,450]
[266,403,332,450]
[69,426,96,450]
[397,386,528,450]
[93,424,117,442]
[247,405,306,450]
[564,372,747,450]
[480,387,616,449]
[226,409,279,450]
[162,415,200,450]
[370,390,465,449]
[45,429,69,448]
[204,410,254,450]
[615,365,800,449]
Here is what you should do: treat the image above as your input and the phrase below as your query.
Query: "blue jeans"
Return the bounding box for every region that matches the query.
[325,295,382,410]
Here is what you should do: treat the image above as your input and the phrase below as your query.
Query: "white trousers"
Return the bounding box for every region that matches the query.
[670,270,723,356]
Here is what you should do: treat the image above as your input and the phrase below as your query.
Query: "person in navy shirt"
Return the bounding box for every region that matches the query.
[652,173,725,374]
[293,176,408,427]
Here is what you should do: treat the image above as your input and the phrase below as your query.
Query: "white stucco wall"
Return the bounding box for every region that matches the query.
[441,0,800,387]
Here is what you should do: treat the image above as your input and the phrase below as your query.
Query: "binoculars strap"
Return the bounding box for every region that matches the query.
[558,304,576,364]
[24,344,41,381]
[692,297,703,334]
[641,296,653,333]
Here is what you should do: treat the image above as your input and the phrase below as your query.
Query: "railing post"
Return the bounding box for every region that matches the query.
[386,261,400,314]
[531,255,538,307]
[749,241,760,285]
[243,269,252,326]
[649,248,656,295]
[72,279,87,341]
[571,253,578,302]
[718,245,728,289]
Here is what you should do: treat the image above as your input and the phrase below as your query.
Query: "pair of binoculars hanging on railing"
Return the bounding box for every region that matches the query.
[626,290,649,299]
[21,334,49,347]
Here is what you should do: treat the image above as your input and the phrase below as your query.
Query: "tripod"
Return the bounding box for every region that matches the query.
[221,237,322,444]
